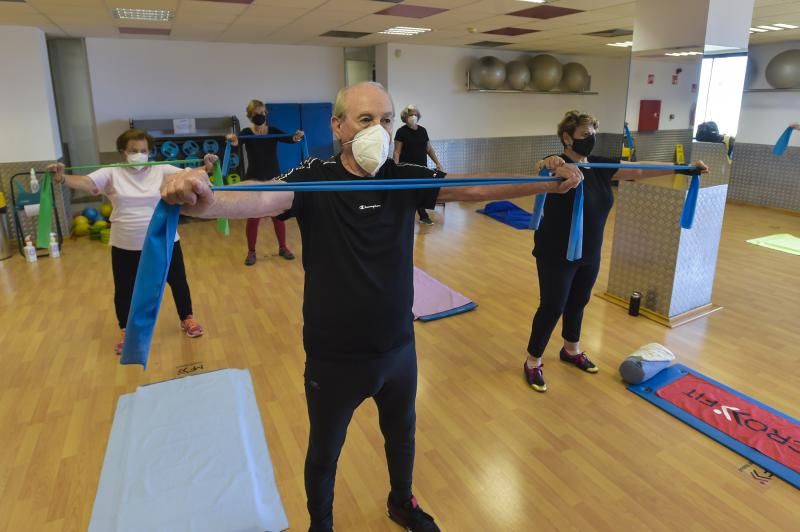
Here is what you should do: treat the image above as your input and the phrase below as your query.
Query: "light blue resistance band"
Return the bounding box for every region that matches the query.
[624,123,636,161]
[121,175,563,367]
[530,163,702,255]
[122,162,702,368]
[773,127,795,156]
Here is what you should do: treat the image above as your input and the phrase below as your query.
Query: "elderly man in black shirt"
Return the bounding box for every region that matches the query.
[161,82,582,532]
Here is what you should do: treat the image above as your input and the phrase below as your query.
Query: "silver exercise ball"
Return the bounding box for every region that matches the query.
[469,56,506,89]
[765,49,800,89]
[528,54,563,91]
[506,60,530,90]
[560,62,590,92]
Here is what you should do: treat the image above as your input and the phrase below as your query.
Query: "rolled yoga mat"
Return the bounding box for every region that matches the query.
[412,267,477,321]
[89,369,289,532]
[476,201,532,230]
[619,343,675,384]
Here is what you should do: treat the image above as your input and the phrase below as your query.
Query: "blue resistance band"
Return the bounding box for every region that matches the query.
[221,140,232,177]
[530,162,701,244]
[236,134,310,159]
[121,200,180,367]
[122,162,702,368]
[773,127,794,156]
[121,175,562,367]
[530,168,549,230]
[624,123,636,161]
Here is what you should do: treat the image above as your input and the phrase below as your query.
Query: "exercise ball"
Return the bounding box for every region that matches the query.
[528,54,563,91]
[82,207,99,223]
[99,203,112,219]
[469,56,506,89]
[560,62,590,92]
[74,215,89,226]
[93,220,109,230]
[73,223,89,237]
[765,49,800,89]
[506,60,530,90]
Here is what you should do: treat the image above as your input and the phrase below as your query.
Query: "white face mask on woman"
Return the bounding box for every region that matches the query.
[342,124,390,176]
[407,115,418,126]
[126,152,149,171]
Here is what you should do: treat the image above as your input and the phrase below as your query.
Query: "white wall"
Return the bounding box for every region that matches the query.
[737,41,800,146]
[625,57,702,131]
[0,26,62,163]
[382,43,629,140]
[85,38,344,152]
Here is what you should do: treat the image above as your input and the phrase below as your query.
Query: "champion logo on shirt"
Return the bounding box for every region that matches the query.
[359,204,381,210]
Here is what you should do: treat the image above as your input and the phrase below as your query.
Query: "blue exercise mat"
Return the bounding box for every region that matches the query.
[476,201,533,230]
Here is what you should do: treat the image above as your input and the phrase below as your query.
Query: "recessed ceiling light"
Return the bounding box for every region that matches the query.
[517,1,548,3]
[379,26,432,36]
[665,51,702,56]
[773,23,799,29]
[749,27,768,32]
[112,8,175,22]
[606,41,633,47]
[758,25,784,31]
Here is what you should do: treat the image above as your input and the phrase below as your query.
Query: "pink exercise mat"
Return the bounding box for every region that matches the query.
[412,267,477,321]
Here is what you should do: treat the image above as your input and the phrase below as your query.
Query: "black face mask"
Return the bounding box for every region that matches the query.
[570,134,596,157]
[251,114,266,126]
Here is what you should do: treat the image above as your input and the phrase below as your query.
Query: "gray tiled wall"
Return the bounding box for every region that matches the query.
[429,132,623,174]
[729,143,800,212]
[629,129,694,162]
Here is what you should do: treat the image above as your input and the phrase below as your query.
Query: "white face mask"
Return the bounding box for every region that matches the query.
[407,115,418,126]
[343,124,390,176]
[126,152,149,170]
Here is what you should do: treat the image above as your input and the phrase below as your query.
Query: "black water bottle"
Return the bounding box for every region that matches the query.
[629,291,641,316]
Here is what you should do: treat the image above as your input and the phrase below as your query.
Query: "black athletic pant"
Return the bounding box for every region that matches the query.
[110,242,193,329]
[304,342,417,531]
[417,207,430,220]
[527,257,601,358]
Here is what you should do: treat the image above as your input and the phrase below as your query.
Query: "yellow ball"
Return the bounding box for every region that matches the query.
[74,215,89,226]
[93,220,109,230]
[99,203,112,218]
[73,223,90,237]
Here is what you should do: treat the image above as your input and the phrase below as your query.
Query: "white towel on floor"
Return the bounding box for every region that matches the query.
[90,368,288,532]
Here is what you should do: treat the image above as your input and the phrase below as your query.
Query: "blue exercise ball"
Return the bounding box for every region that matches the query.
[82,207,99,222]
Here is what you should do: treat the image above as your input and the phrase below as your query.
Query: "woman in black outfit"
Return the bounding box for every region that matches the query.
[523,110,708,392]
[228,99,304,265]
[393,104,444,225]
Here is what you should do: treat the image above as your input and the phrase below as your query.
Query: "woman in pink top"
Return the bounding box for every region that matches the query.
[49,128,214,353]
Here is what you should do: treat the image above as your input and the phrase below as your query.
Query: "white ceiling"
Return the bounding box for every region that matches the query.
[1,0,799,56]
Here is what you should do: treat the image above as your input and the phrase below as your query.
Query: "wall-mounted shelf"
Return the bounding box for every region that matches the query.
[466,88,600,94]
[743,88,800,93]
[465,71,597,95]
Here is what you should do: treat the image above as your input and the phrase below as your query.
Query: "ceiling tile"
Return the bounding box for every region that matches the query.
[484,26,539,36]
[375,4,449,18]
[508,5,583,19]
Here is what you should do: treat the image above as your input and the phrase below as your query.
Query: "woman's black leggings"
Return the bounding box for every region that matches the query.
[527,257,601,358]
[111,242,193,329]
